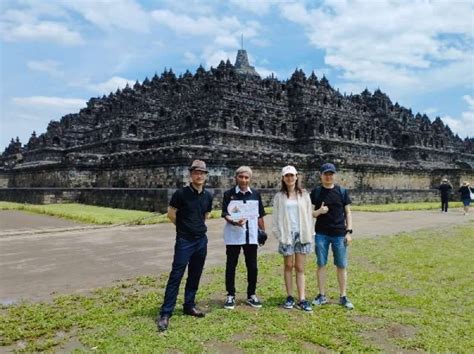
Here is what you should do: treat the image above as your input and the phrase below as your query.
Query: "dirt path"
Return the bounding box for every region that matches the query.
[0,209,472,304]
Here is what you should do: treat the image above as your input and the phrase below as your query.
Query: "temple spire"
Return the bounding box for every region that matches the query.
[234,47,260,78]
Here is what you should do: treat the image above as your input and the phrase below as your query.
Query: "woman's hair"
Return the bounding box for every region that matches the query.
[280,175,303,197]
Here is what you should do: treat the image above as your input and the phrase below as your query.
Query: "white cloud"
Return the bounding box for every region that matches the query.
[229,0,282,15]
[183,51,199,65]
[2,96,86,147]
[62,0,151,33]
[279,0,474,97]
[255,66,277,78]
[156,0,217,16]
[151,10,241,37]
[1,20,84,45]
[215,34,240,48]
[12,96,86,110]
[151,9,260,46]
[85,76,136,95]
[201,48,234,68]
[27,60,63,78]
[422,107,438,116]
[68,76,136,95]
[463,94,474,108]
[248,37,270,47]
[151,9,263,77]
[1,0,150,46]
[441,95,474,138]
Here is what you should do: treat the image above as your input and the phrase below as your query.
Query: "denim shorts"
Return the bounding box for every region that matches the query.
[462,199,471,206]
[315,233,347,268]
[278,231,312,256]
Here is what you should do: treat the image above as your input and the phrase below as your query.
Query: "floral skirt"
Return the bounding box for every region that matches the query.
[278,231,312,256]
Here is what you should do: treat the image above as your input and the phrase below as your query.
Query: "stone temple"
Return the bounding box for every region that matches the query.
[1,50,473,211]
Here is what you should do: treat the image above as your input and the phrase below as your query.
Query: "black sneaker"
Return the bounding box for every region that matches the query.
[339,296,354,309]
[224,295,235,309]
[283,295,295,309]
[156,315,169,332]
[295,299,313,312]
[246,295,262,308]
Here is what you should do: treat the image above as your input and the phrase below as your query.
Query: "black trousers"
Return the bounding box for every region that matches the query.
[441,196,449,212]
[160,236,207,317]
[225,244,258,298]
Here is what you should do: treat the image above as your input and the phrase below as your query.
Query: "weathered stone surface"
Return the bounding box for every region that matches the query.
[0,50,473,210]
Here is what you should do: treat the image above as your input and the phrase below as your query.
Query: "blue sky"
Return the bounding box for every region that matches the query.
[1,0,473,149]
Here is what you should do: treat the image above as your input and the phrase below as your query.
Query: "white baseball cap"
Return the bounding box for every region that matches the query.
[281,165,298,176]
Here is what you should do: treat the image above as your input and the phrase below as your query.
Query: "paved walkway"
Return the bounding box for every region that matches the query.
[0,209,472,304]
[0,210,83,235]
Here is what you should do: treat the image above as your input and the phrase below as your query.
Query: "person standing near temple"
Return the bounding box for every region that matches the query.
[156,160,213,332]
[221,166,266,310]
[438,178,453,212]
[458,181,473,216]
[311,163,354,310]
[272,165,314,312]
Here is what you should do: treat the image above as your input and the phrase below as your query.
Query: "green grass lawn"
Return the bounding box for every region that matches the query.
[0,202,169,225]
[351,201,463,212]
[1,223,473,352]
[0,201,464,225]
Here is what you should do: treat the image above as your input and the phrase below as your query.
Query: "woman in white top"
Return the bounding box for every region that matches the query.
[272,165,314,312]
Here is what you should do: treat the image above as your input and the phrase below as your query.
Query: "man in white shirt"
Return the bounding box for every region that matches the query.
[221,166,266,309]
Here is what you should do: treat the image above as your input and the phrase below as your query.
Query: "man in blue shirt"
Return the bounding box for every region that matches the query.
[310,163,354,310]
[157,160,213,331]
[221,166,266,310]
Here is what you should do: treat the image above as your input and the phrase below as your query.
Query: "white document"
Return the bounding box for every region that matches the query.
[227,200,259,221]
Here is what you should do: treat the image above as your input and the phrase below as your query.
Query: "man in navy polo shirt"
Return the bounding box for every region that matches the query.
[310,163,354,310]
[157,160,213,332]
[221,166,266,310]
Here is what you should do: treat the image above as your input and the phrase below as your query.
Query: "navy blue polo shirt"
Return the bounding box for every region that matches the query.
[169,184,213,240]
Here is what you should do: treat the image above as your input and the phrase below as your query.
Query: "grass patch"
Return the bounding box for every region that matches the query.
[351,201,463,212]
[0,201,465,226]
[0,202,167,225]
[0,202,272,226]
[1,223,472,352]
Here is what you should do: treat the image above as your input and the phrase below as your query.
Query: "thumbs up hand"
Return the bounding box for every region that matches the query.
[319,201,329,214]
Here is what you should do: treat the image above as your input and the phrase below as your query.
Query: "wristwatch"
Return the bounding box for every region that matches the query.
[346,229,353,234]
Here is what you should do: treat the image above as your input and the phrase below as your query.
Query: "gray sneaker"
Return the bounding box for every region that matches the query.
[339,296,354,309]
[224,295,235,309]
[246,295,262,308]
[312,294,328,306]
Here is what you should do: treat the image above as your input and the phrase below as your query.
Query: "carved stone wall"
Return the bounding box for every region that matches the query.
[1,50,472,208]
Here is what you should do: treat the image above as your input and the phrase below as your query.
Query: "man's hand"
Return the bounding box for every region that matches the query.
[319,202,329,215]
[226,216,245,227]
[345,234,352,246]
[167,207,177,225]
[235,218,246,227]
